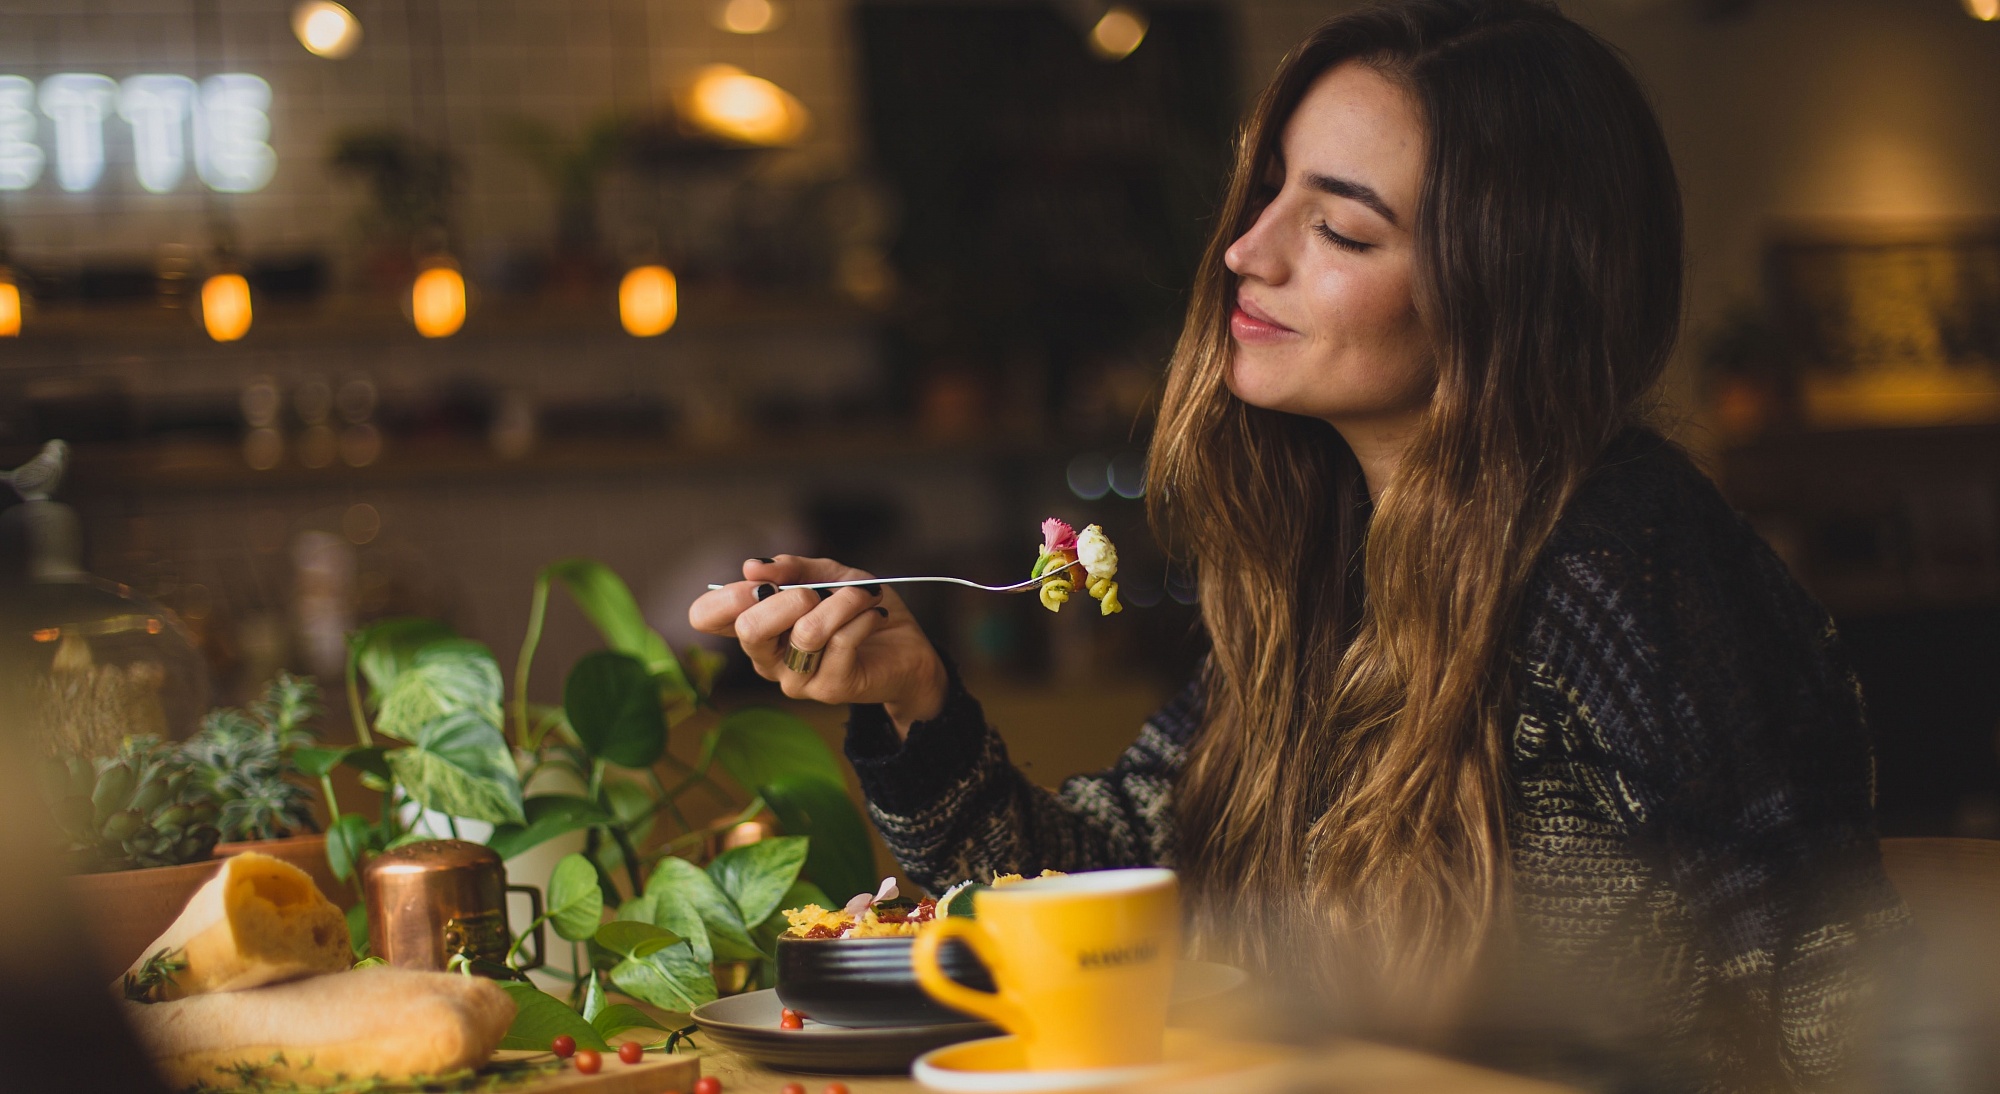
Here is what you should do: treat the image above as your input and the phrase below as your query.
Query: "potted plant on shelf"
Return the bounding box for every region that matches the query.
[313,558,876,1050]
[43,671,339,973]
[191,673,343,899]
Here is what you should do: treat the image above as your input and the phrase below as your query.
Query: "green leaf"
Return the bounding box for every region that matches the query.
[581,972,607,1024]
[943,882,987,918]
[595,919,683,960]
[611,943,717,1013]
[340,746,393,782]
[386,710,526,826]
[707,835,809,928]
[603,779,656,847]
[620,891,711,963]
[543,559,700,715]
[345,903,371,957]
[327,813,372,883]
[548,854,605,942]
[563,651,667,768]
[351,955,386,969]
[487,795,613,860]
[350,618,458,701]
[495,981,609,1052]
[762,774,877,905]
[376,640,503,741]
[591,1003,669,1039]
[293,746,349,779]
[707,708,844,795]
[645,856,761,961]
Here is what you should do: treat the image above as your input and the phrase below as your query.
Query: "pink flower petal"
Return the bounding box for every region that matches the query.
[1041,518,1077,553]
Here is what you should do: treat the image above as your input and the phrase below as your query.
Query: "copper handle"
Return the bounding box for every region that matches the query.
[508,884,546,971]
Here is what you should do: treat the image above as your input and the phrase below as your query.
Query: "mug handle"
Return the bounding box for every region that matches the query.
[507,884,546,971]
[912,919,1028,1034]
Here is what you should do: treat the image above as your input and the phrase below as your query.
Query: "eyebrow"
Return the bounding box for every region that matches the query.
[1304,172,1399,227]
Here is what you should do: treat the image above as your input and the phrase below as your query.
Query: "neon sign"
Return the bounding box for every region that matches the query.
[0,72,273,194]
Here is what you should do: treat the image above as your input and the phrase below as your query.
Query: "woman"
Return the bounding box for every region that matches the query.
[690,0,1906,1087]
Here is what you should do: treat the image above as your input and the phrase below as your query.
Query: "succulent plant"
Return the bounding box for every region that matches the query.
[41,736,222,873]
[183,673,323,843]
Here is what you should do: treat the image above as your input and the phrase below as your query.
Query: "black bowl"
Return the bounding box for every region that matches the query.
[774,934,996,1028]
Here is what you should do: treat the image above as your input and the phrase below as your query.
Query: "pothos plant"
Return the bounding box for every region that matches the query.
[299,558,878,1047]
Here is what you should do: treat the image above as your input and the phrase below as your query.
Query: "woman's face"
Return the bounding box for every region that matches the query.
[1224,63,1432,435]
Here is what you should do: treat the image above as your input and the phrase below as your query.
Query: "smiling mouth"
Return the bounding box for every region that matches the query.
[1230,296,1295,339]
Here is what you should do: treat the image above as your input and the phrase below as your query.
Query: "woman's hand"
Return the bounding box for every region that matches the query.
[687,555,947,735]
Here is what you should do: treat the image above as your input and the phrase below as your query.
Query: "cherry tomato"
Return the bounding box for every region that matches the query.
[618,1041,645,1065]
[551,1035,576,1059]
[779,1008,804,1031]
[783,1084,806,1094]
[574,1049,602,1074]
[824,1083,850,1094]
[695,1075,723,1094]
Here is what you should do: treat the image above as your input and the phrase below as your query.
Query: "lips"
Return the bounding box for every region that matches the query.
[1229,294,1295,343]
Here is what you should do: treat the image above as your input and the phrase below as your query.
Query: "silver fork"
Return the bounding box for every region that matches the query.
[707,559,1081,595]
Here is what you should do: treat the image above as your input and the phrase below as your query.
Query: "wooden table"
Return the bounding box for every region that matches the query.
[694,1040,1585,1094]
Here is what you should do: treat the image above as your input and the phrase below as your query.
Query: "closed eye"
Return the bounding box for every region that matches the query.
[1314,222,1373,254]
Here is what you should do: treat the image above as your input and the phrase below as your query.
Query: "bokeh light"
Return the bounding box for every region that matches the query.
[681,65,810,146]
[200,273,251,342]
[619,264,678,337]
[411,263,467,338]
[292,1,362,59]
[1089,6,1148,61]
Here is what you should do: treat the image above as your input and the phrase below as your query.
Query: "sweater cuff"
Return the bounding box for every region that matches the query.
[844,653,992,817]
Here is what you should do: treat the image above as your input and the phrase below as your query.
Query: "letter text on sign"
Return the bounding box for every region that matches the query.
[40,73,116,192]
[0,76,43,191]
[119,75,196,193]
[195,74,275,194]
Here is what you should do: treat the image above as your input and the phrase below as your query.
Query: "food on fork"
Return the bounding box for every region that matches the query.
[1032,518,1122,614]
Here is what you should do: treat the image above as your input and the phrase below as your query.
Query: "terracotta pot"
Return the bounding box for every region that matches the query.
[65,857,223,977]
[216,832,346,907]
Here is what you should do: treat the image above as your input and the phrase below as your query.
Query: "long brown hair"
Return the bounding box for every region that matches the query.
[1150,0,1683,1018]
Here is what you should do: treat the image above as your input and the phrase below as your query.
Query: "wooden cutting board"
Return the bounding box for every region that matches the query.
[483,1049,700,1094]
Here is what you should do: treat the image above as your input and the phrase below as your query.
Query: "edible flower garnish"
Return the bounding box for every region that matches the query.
[1031,518,1121,615]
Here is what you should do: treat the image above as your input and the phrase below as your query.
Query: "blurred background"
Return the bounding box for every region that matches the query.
[0,0,1996,837]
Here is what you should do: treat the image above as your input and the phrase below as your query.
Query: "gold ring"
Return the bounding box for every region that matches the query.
[782,640,823,676]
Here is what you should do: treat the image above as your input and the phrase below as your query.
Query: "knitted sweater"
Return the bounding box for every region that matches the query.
[843,431,1907,1092]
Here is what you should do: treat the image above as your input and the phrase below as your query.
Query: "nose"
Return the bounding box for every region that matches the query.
[1223,200,1288,286]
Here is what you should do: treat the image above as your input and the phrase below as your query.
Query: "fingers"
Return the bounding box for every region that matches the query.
[803,605,890,698]
[690,554,877,641]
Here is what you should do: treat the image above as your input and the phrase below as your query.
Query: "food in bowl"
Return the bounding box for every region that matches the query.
[774,875,1072,1028]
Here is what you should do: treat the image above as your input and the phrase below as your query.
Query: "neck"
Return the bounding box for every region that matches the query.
[1331,409,1425,503]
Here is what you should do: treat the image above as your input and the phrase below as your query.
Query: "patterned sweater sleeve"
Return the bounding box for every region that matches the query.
[842,661,1202,894]
[1524,460,1908,1090]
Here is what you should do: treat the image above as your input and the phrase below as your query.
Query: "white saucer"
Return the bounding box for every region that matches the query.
[912,1035,1173,1094]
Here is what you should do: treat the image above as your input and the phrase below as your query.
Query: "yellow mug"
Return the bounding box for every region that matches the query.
[912,868,1179,1071]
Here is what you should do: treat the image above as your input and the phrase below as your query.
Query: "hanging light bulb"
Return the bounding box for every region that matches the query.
[680,65,810,146]
[619,264,678,337]
[0,270,19,337]
[292,1,363,59]
[411,260,467,338]
[200,271,252,342]
[1967,0,1999,20]
[1088,6,1148,61]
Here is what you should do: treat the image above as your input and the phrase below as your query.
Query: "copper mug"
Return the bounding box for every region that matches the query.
[362,839,545,974]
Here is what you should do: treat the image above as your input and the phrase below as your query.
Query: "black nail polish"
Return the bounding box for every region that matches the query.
[874,606,889,618]
[754,583,778,602]
[814,588,831,601]
[861,583,882,596]
[754,557,775,564]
